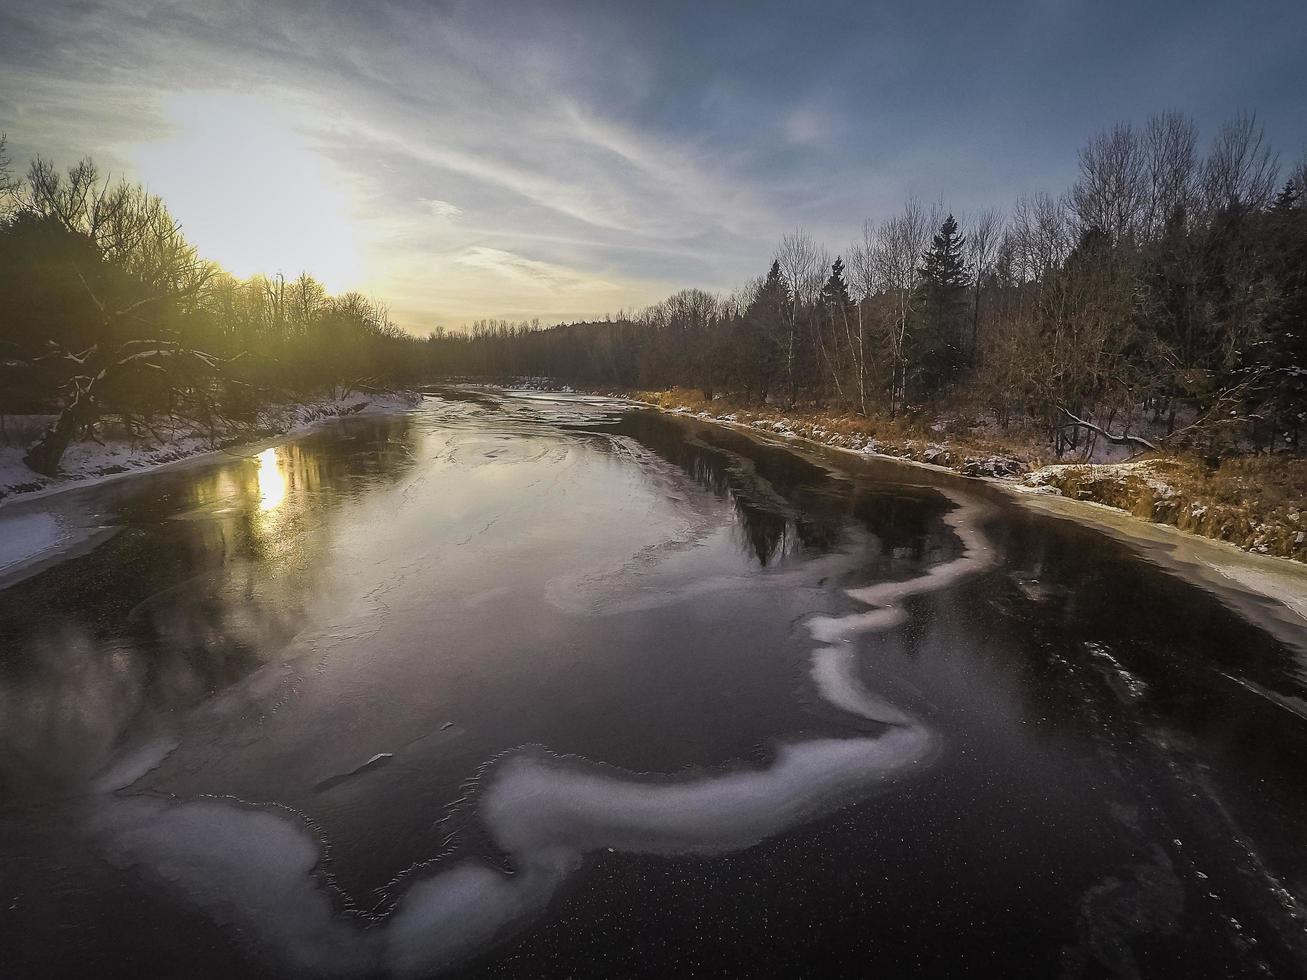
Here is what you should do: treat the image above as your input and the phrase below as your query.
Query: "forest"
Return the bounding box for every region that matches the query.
[433,112,1307,460]
[0,137,425,474]
[2,110,1306,476]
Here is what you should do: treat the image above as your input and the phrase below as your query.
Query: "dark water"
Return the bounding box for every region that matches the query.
[1,389,1305,978]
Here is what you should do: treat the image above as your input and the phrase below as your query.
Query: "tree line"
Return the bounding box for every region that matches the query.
[431,111,1307,456]
[0,138,428,473]
[3,109,1305,475]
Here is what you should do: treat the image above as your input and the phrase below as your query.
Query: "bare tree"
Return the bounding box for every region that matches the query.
[964,206,1004,358]
[11,159,226,473]
[661,287,720,332]
[1200,111,1279,214]
[0,134,20,218]
[288,272,327,332]
[23,341,230,475]
[1010,191,1072,285]
[1142,110,1198,236]
[850,198,932,415]
[1058,407,1157,453]
[1070,122,1147,243]
[775,229,825,406]
[848,223,883,415]
[23,157,149,259]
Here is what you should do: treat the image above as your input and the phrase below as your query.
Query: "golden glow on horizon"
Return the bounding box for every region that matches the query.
[256,447,287,511]
[134,92,364,293]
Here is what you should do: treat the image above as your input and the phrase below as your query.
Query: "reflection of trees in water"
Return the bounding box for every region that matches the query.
[0,416,420,798]
[737,505,792,566]
[601,412,955,568]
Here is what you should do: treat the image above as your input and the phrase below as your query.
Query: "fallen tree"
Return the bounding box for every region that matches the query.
[1058,407,1158,454]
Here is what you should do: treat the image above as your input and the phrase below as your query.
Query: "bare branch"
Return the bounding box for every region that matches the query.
[1058,407,1157,451]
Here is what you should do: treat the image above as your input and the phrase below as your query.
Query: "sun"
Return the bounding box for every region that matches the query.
[133,91,364,294]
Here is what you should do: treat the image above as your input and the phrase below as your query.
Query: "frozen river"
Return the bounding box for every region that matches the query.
[1,388,1305,977]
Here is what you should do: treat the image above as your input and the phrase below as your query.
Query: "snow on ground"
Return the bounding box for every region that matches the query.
[0,391,422,506]
[1022,458,1180,498]
[616,389,1307,650]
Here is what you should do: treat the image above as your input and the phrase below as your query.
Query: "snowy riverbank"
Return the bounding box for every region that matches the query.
[0,390,423,506]
[608,388,1306,564]
[606,387,1307,650]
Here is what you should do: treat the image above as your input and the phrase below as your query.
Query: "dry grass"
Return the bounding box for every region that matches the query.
[622,388,1307,562]
[631,388,1044,463]
[1030,455,1307,560]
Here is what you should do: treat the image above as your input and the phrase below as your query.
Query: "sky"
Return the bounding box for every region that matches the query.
[2,0,1305,333]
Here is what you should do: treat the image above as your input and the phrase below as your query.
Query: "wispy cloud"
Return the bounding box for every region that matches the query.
[421,198,462,219]
[3,0,1305,331]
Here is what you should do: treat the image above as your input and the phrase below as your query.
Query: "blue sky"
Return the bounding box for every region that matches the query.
[2,0,1304,331]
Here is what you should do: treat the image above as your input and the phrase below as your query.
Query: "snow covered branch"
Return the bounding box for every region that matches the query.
[1058,407,1158,452]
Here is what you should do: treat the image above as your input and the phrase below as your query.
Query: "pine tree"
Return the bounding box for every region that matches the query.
[742,259,789,402]
[814,257,856,404]
[910,214,971,398]
[761,258,789,307]
[820,256,852,309]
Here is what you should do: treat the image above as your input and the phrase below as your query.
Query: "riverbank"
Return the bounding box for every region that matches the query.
[582,385,1307,650]
[617,387,1306,565]
[0,390,423,506]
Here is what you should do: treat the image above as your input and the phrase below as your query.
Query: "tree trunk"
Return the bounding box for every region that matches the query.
[971,285,981,363]
[25,395,93,476]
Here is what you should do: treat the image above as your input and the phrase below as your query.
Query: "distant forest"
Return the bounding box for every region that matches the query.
[432,112,1307,457]
[2,110,1306,474]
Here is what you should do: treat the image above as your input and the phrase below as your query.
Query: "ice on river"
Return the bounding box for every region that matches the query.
[0,505,118,588]
[90,449,995,975]
[10,388,1306,978]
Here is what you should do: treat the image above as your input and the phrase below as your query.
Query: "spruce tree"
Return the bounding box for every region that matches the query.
[820,256,852,309]
[911,214,971,398]
[743,259,789,403]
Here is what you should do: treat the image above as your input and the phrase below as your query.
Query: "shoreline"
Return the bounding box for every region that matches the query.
[598,389,1307,649]
[604,389,1305,556]
[0,391,423,512]
[4,383,1303,648]
[1005,486,1307,653]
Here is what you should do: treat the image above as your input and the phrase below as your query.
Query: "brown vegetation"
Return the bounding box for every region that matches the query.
[628,387,1306,562]
[1028,455,1307,560]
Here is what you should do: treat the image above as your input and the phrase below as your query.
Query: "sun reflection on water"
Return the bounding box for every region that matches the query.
[256,448,287,511]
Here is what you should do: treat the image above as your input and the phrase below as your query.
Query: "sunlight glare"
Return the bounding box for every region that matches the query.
[256,448,287,511]
[134,92,364,292]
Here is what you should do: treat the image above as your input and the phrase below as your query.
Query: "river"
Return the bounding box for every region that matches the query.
[1,388,1304,978]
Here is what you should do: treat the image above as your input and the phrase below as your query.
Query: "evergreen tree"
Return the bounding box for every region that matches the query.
[815,257,857,405]
[910,214,970,398]
[761,258,790,309]
[741,259,789,402]
[820,256,852,309]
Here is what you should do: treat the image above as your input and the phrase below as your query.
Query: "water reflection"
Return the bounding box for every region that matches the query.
[256,447,287,511]
[0,416,420,799]
[69,403,964,979]
[592,411,954,571]
[4,393,1307,978]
